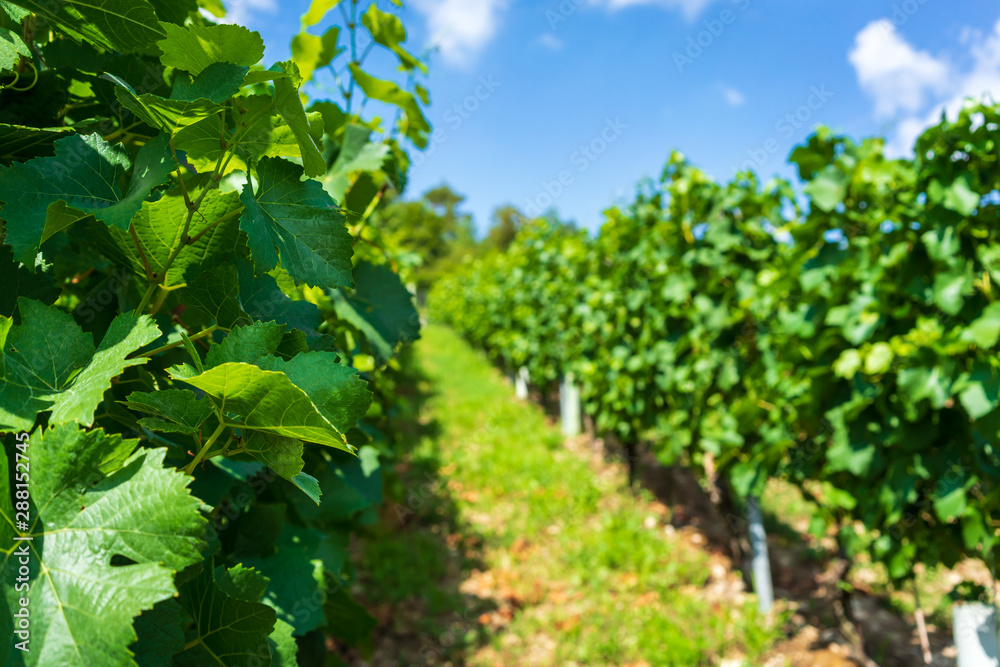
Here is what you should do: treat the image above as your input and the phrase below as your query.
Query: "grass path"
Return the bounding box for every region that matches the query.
[352,325,782,666]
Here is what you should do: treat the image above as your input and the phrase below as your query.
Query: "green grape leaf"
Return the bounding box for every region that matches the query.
[292,447,381,523]
[238,106,326,169]
[415,83,430,104]
[291,26,342,82]
[0,133,175,263]
[271,62,326,177]
[331,261,420,364]
[348,63,429,148]
[0,246,59,319]
[130,599,186,667]
[0,425,206,667]
[239,430,322,503]
[183,263,251,331]
[933,267,972,316]
[178,95,324,175]
[235,260,329,345]
[240,156,354,290]
[158,23,265,76]
[170,362,353,450]
[0,2,31,22]
[932,473,973,522]
[302,0,343,27]
[48,310,162,425]
[13,0,164,52]
[0,299,161,430]
[114,84,225,135]
[205,321,286,367]
[961,301,1000,348]
[825,438,876,475]
[243,431,306,479]
[922,227,960,263]
[122,389,214,436]
[863,342,893,375]
[0,24,28,72]
[0,123,75,162]
[242,68,299,87]
[174,116,230,172]
[344,171,379,216]
[149,0,198,25]
[258,351,372,433]
[246,525,347,634]
[199,0,226,18]
[203,563,299,663]
[928,176,980,215]
[322,124,390,203]
[310,100,347,138]
[324,588,377,650]
[290,472,322,505]
[175,559,275,666]
[897,365,952,409]
[268,618,299,666]
[361,4,425,73]
[215,563,269,602]
[832,349,861,380]
[171,62,249,104]
[89,188,243,289]
[803,166,847,212]
[958,365,1000,420]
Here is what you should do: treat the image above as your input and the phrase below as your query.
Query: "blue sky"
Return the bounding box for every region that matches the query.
[226,0,1000,234]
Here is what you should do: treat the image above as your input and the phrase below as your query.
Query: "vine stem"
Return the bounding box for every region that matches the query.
[183,420,227,475]
[129,224,154,280]
[136,325,218,358]
[148,284,171,316]
[134,282,158,314]
[135,108,232,317]
[186,206,243,245]
[349,182,388,239]
[342,0,359,115]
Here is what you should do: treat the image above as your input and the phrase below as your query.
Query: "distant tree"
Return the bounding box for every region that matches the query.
[483,206,579,252]
[424,185,465,220]
[484,205,525,252]
[376,184,476,290]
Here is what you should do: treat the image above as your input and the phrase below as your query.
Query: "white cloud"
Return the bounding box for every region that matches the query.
[537,33,564,51]
[597,0,720,22]
[412,0,718,67]
[214,0,277,26]
[850,18,1000,156]
[848,20,950,118]
[412,0,509,67]
[718,84,745,107]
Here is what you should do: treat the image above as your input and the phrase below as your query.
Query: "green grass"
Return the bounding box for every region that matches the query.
[355,325,786,666]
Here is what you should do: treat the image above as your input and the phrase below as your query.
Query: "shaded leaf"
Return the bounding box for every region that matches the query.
[175,559,275,666]
[0,299,160,430]
[122,389,214,436]
[0,133,175,263]
[271,62,326,176]
[14,0,164,52]
[332,261,419,364]
[184,263,251,331]
[240,157,354,290]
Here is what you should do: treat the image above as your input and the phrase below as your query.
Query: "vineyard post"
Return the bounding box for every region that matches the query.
[515,366,530,400]
[560,372,581,437]
[953,602,1000,667]
[746,494,774,614]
